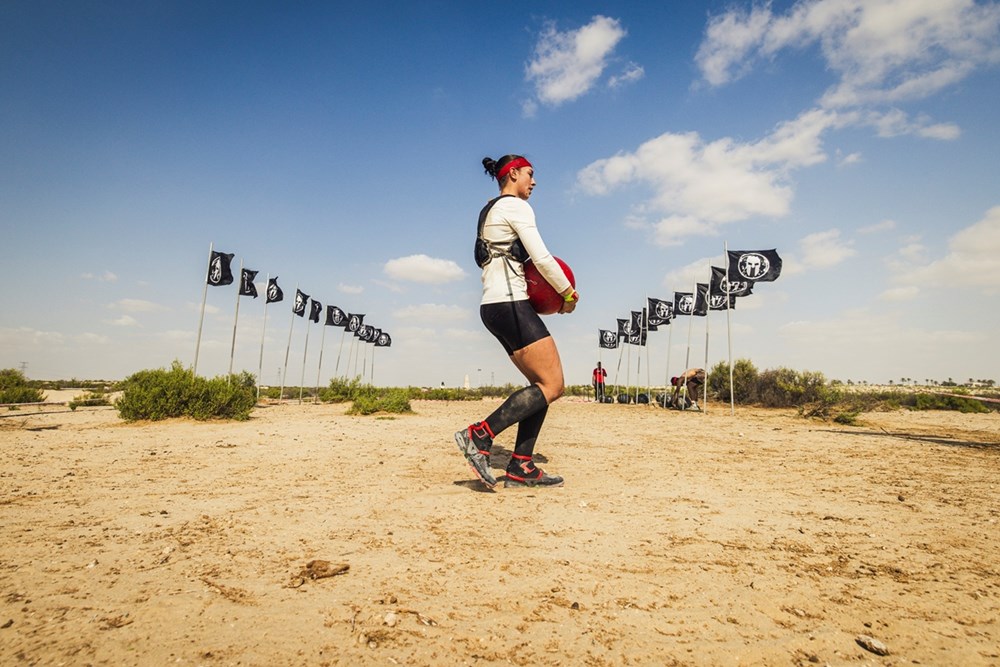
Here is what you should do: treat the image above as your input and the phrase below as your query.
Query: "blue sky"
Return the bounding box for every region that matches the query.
[3,1,999,388]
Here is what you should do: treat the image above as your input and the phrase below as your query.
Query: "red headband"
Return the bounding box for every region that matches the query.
[496,157,532,182]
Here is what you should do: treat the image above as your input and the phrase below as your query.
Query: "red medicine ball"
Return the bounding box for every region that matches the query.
[524,257,575,315]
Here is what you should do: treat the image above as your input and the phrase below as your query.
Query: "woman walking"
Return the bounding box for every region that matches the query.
[454,154,578,489]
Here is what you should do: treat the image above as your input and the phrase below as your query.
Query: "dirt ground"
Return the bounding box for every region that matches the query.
[1,393,998,666]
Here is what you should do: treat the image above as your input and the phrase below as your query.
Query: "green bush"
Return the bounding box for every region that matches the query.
[708,358,759,404]
[68,391,111,410]
[115,361,256,421]
[0,368,45,404]
[347,387,413,415]
[756,367,835,408]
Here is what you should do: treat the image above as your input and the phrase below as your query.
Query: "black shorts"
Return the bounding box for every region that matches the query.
[480,300,551,356]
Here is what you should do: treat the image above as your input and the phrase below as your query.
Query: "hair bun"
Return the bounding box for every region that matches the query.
[482,157,497,178]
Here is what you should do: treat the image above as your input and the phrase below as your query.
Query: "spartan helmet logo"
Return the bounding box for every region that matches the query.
[602,330,617,345]
[377,334,389,346]
[623,320,633,335]
[332,310,344,324]
[209,257,222,284]
[294,292,305,311]
[358,325,370,338]
[348,315,360,332]
[679,295,694,313]
[710,294,727,308]
[267,283,278,300]
[655,302,670,319]
[737,253,770,280]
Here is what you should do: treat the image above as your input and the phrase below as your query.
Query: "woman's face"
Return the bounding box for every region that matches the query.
[509,167,535,200]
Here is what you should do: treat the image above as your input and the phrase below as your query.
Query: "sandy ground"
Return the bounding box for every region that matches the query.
[1,392,998,666]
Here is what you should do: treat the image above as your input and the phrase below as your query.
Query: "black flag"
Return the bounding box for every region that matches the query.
[309,299,322,323]
[709,293,736,310]
[325,305,348,327]
[674,292,694,316]
[693,283,709,316]
[628,331,647,346]
[239,269,258,298]
[346,313,365,333]
[207,251,234,286]
[266,277,284,303]
[599,329,618,349]
[355,324,370,339]
[647,297,673,327]
[727,249,782,282]
[631,310,645,333]
[375,331,392,347]
[711,266,753,297]
[293,289,309,317]
[616,318,631,339]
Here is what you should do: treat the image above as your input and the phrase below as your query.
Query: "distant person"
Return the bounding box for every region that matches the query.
[453,154,578,490]
[671,368,705,410]
[592,362,607,403]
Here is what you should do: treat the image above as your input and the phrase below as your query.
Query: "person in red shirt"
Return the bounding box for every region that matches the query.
[592,362,607,403]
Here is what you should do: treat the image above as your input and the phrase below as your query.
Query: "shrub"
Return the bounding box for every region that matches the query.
[116,361,256,421]
[0,368,45,404]
[346,388,413,415]
[68,391,111,410]
[708,359,759,404]
[756,367,835,408]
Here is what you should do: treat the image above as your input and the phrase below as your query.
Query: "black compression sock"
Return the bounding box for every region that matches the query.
[484,384,548,438]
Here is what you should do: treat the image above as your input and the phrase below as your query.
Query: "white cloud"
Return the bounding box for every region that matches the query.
[879,286,920,301]
[859,219,895,234]
[836,151,862,167]
[608,62,644,88]
[0,326,66,347]
[108,315,140,327]
[696,0,1000,109]
[338,283,364,295]
[798,229,856,268]
[110,298,167,313]
[82,271,118,282]
[526,15,628,108]
[577,108,845,244]
[892,205,1000,291]
[393,303,467,323]
[383,254,466,284]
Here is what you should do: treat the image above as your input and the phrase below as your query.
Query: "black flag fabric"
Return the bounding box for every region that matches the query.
[693,283,709,316]
[710,266,753,297]
[309,299,322,323]
[293,289,309,317]
[709,293,736,310]
[628,331,647,346]
[346,314,365,334]
[674,292,694,316]
[355,324,370,340]
[266,277,284,303]
[375,331,392,347]
[207,251,234,286]
[239,269,259,298]
[325,305,348,327]
[631,310,645,334]
[599,329,618,349]
[727,249,782,283]
[367,327,381,343]
[616,318,632,340]
[647,297,673,327]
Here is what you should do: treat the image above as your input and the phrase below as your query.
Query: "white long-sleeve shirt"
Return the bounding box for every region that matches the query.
[480,196,571,305]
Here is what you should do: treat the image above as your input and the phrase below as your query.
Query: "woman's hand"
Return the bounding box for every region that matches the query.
[559,290,579,314]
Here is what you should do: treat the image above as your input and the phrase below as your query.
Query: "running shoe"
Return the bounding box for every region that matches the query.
[454,429,496,488]
[504,469,564,488]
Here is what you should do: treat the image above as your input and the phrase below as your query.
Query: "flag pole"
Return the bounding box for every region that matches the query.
[612,337,625,401]
[193,242,213,376]
[280,283,298,402]
[257,273,270,402]
[725,243,735,415]
[644,304,652,403]
[298,316,311,404]
[682,282,696,411]
[703,298,710,414]
[314,317,328,403]
[664,321,674,407]
[227,258,244,380]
